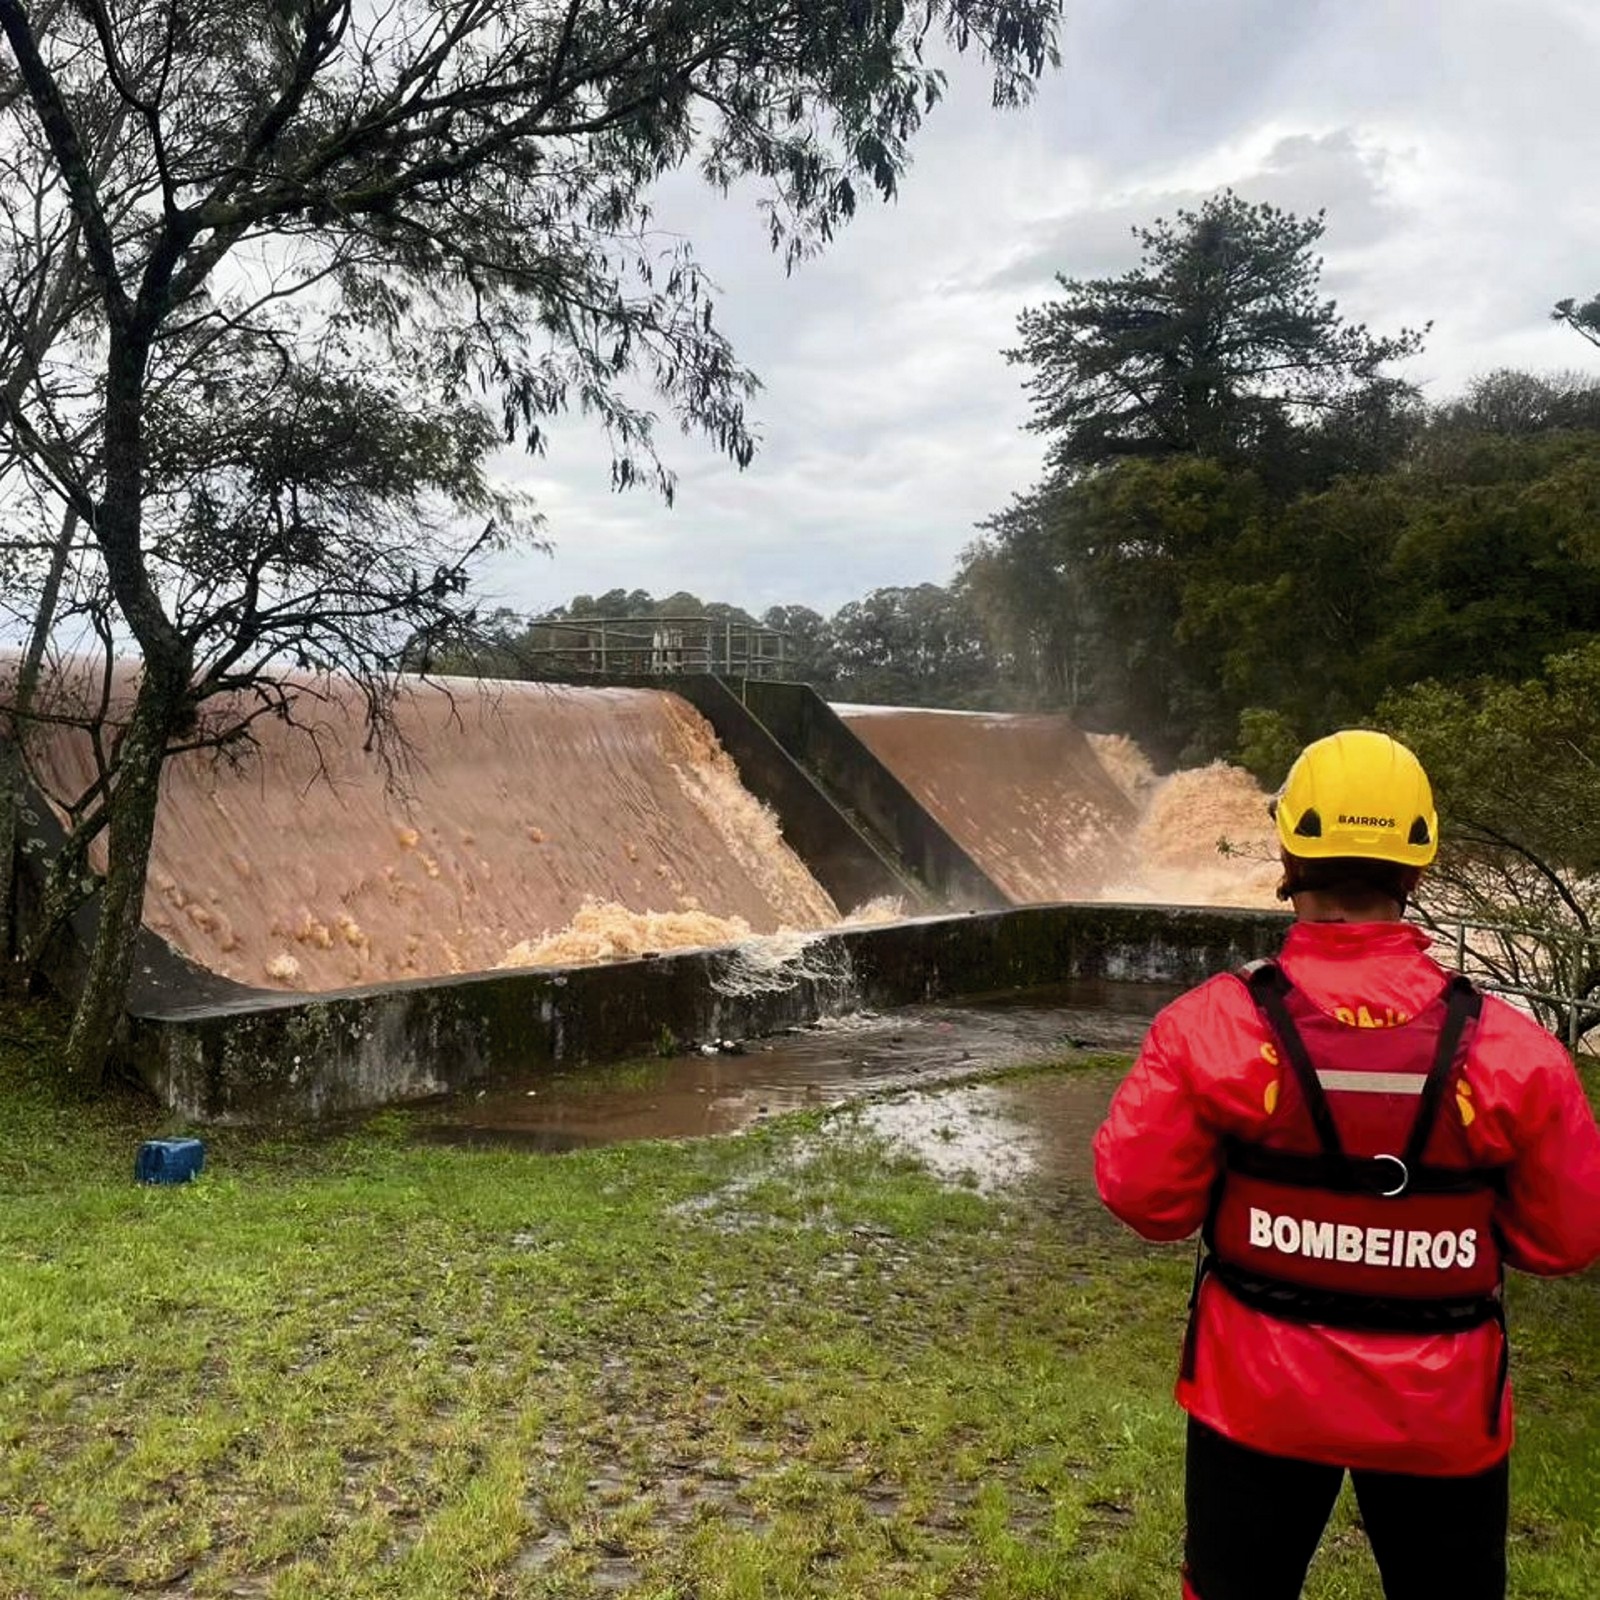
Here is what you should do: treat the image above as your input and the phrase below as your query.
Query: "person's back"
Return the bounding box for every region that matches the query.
[1093,730,1600,1599]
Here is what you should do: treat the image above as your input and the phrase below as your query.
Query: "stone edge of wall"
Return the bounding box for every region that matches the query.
[740,680,1010,911]
[592,672,920,915]
[131,902,1289,1123]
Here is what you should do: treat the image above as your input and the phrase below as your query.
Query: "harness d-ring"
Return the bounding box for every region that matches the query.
[1374,1153,1409,1198]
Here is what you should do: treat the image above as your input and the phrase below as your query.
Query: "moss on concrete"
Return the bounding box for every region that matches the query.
[132,904,1289,1122]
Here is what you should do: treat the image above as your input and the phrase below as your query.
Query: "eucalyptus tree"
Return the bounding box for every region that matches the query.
[0,0,1060,1076]
[830,582,998,707]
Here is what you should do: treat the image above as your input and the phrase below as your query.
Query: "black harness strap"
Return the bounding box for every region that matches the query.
[1247,962,1345,1160]
[1488,1300,1510,1437]
[1245,963,1483,1194]
[1402,976,1482,1174]
[1207,1261,1502,1335]
[1221,1141,1507,1197]
[1180,1244,1207,1382]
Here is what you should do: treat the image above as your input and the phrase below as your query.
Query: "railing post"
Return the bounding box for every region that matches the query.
[1569,938,1585,1052]
[1419,917,1596,1052]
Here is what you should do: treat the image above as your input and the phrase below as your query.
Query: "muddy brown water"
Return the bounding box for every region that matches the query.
[414,977,1174,1164]
[848,1073,1124,1197]
[832,705,1138,901]
[26,668,839,991]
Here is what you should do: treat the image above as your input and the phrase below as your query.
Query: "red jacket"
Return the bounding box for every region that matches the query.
[1094,920,1600,1475]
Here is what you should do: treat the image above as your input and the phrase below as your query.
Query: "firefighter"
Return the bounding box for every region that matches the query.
[1093,729,1600,1600]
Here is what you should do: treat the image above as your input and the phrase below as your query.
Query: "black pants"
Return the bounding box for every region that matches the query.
[1184,1418,1509,1600]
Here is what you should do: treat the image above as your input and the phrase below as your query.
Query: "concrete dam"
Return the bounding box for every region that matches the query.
[19,672,1287,1117]
[32,677,841,991]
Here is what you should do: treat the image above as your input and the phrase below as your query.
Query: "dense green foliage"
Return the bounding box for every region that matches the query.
[966,187,1600,768]
[1382,641,1600,1031]
[964,421,1600,766]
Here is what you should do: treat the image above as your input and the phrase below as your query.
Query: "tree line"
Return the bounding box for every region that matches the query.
[960,193,1600,770]
[451,582,1005,709]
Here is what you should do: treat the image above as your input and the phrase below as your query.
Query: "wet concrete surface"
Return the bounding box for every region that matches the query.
[414,976,1170,1156]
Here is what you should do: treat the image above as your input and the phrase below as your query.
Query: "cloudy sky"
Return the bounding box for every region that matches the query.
[480,0,1600,621]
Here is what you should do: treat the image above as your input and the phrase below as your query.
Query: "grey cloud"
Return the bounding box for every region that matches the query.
[1044,0,1343,171]
[475,0,1600,618]
[980,128,1410,302]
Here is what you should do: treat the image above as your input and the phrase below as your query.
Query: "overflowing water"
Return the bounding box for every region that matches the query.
[27,671,840,990]
[835,706,1278,909]
[416,977,1171,1154]
[1102,758,1281,909]
[21,663,1278,992]
[834,705,1139,900]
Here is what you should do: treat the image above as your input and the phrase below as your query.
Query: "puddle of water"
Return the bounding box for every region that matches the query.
[413,977,1168,1154]
[852,1071,1121,1196]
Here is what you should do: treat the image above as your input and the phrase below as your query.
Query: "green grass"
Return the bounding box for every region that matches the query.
[0,1000,1595,1598]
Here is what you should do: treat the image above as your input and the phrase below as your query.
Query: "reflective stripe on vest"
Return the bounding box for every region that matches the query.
[1181,963,1511,1425]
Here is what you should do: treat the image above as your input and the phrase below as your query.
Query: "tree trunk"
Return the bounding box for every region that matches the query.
[62,659,182,1080]
[17,821,94,977]
[0,739,26,976]
[59,304,194,1079]
[0,503,81,977]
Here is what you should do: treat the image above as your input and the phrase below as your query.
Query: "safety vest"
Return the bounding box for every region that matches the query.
[1184,961,1509,1428]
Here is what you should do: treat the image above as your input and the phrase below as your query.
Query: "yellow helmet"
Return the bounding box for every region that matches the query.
[1274,730,1438,867]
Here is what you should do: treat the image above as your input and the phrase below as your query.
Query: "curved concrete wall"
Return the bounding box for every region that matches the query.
[738,680,1009,910]
[653,674,922,913]
[131,902,1290,1122]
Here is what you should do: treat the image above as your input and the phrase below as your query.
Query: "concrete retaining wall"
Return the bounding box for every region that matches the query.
[656,674,924,913]
[738,680,1008,910]
[131,902,1289,1122]
[527,671,923,913]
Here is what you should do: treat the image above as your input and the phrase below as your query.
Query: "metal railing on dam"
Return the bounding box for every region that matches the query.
[508,616,795,680]
[1418,913,1600,1048]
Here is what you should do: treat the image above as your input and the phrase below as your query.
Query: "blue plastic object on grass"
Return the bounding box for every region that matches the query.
[135,1138,206,1185]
